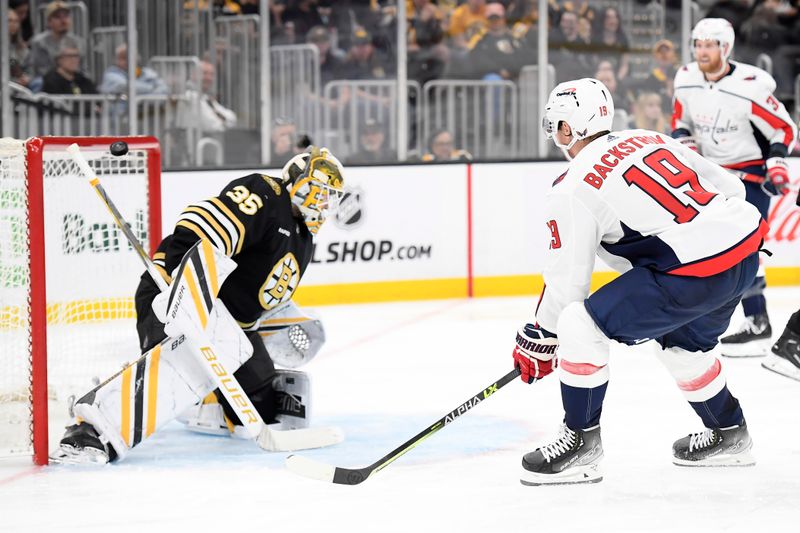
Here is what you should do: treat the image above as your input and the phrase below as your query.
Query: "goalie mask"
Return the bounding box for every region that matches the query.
[542,78,614,157]
[692,18,735,64]
[281,147,345,235]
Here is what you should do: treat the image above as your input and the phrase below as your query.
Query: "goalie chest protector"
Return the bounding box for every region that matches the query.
[145,173,315,326]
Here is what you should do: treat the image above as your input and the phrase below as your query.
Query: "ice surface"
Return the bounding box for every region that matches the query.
[2,289,799,533]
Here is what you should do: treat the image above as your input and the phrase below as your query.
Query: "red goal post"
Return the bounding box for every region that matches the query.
[0,136,161,465]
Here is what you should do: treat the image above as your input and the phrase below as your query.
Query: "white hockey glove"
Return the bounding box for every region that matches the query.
[766,157,791,196]
[513,324,558,384]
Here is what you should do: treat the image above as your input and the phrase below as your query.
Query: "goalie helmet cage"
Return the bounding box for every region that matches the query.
[0,136,161,465]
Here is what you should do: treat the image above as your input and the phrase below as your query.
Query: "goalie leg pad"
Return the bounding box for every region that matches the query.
[70,301,252,461]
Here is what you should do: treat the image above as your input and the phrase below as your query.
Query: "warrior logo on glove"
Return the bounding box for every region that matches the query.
[513,324,559,384]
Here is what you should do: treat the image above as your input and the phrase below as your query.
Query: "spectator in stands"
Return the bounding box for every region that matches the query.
[591,6,630,81]
[408,0,449,84]
[212,0,243,16]
[632,92,668,133]
[421,129,473,162]
[9,0,33,43]
[24,1,86,81]
[740,2,791,60]
[560,0,597,28]
[349,118,395,164]
[705,0,752,35]
[41,40,96,95]
[99,44,168,96]
[284,0,324,40]
[549,10,595,82]
[448,0,488,52]
[8,8,31,87]
[316,0,356,49]
[469,2,524,80]
[639,39,678,114]
[594,60,631,130]
[237,0,260,15]
[307,26,345,85]
[192,60,237,133]
[342,28,390,80]
[270,117,298,166]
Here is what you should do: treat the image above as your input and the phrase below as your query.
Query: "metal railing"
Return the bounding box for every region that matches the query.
[271,45,321,142]
[216,16,260,129]
[321,80,422,161]
[150,56,202,95]
[756,54,773,76]
[90,26,126,85]
[423,80,519,160]
[519,64,557,158]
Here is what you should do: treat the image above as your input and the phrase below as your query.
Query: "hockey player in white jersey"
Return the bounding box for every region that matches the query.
[513,78,766,486]
[672,18,798,357]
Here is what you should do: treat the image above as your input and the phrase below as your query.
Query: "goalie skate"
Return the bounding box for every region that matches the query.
[520,424,603,486]
[49,423,112,465]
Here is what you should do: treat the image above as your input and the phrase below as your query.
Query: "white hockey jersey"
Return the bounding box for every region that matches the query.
[672,62,797,178]
[534,129,767,333]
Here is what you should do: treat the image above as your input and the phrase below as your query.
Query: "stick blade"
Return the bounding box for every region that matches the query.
[285,454,337,483]
[258,425,344,452]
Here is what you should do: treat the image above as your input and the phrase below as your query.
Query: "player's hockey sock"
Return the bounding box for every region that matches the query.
[561,382,607,430]
[688,386,743,429]
[741,277,767,317]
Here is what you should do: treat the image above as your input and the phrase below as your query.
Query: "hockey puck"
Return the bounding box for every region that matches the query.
[110,141,129,156]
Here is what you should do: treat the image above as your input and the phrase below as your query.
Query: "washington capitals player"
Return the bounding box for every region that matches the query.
[513,78,765,486]
[672,18,797,357]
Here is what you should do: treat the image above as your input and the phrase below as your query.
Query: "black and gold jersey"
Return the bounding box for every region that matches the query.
[139,173,314,328]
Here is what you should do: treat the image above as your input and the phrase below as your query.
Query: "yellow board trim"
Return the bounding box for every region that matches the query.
[183,264,209,329]
[121,365,133,447]
[184,206,233,255]
[209,197,246,255]
[200,239,220,298]
[145,345,161,437]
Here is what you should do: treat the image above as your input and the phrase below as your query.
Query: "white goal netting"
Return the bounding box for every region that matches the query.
[0,137,156,460]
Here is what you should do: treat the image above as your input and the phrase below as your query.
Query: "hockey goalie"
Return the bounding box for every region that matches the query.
[51,147,347,464]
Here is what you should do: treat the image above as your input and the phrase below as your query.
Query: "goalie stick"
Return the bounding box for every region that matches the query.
[286,367,521,485]
[67,143,342,452]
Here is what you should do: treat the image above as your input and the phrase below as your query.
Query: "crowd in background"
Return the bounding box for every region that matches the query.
[6,0,800,165]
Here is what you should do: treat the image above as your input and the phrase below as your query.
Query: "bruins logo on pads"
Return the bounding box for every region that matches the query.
[260,253,300,309]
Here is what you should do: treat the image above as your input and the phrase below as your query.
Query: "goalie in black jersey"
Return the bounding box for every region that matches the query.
[52,147,346,464]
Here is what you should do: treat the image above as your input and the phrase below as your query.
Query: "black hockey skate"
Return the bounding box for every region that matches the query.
[720,314,772,358]
[761,326,800,382]
[672,423,754,467]
[49,422,115,465]
[521,424,603,486]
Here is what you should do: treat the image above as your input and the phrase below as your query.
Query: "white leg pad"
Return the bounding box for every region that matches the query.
[73,301,252,460]
[557,302,611,389]
[655,347,727,403]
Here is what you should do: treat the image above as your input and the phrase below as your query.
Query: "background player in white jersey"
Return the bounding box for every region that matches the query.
[671,18,798,357]
[513,78,766,486]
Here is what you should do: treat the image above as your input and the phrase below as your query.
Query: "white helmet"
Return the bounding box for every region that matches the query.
[691,18,735,62]
[281,146,345,235]
[542,78,614,155]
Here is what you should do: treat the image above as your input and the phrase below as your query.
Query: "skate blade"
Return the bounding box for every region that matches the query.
[673,448,756,468]
[49,444,109,465]
[720,338,771,358]
[761,354,800,382]
[520,464,602,486]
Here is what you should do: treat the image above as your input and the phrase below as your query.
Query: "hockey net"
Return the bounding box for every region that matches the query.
[0,136,161,464]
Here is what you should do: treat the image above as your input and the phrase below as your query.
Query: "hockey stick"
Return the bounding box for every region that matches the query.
[67,143,343,452]
[286,367,521,485]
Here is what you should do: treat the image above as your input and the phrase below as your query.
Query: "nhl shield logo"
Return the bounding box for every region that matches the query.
[333,187,364,229]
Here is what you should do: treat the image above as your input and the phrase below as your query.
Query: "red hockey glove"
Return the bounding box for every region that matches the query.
[513,324,558,384]
[766,157,791,196]
[677,136,699,153]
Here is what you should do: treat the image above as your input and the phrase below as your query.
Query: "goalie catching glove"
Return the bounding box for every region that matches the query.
[513,324,558,384]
